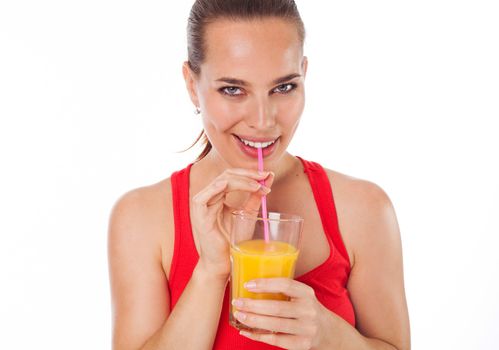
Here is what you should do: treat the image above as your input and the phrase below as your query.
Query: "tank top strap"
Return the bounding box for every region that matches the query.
[169,163,198,308]
[296,156,351,267]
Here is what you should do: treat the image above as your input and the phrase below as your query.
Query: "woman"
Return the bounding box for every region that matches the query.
[108,1,410,349]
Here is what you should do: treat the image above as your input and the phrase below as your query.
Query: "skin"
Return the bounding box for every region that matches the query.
[108,18,410,350]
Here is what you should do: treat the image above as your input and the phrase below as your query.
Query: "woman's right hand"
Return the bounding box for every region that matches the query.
[191,168,275,280]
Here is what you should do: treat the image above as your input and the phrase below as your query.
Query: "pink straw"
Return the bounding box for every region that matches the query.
[257,147,270,243]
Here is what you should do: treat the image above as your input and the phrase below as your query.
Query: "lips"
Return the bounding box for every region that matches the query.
[235,135,278,149]
[235,134,280,143]
[233,134,280,159]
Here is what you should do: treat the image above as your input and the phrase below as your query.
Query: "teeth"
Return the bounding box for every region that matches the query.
[239,137,277,148]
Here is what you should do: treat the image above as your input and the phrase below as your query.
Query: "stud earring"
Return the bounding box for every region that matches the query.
[194,106,201,115]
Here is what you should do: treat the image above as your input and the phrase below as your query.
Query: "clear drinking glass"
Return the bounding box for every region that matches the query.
[229,209,304,332]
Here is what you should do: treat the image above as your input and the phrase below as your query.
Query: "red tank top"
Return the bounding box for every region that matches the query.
[169,157,355,349]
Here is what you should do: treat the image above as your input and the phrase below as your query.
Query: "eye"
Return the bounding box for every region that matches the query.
[273,83,297,94]
[219,86,244,96]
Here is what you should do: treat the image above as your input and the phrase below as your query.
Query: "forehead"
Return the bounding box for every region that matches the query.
[201,18,303,82]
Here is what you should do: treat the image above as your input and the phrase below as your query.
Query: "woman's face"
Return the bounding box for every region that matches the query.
[184,18,307,170]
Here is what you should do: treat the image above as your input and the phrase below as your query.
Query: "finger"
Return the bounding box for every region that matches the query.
[234,311,303,335]
[241,187,271,213]
[194,176,264,206]
[232,298,305,319]
[258,171,275,187]
[225,168,270,180]
[192,180,228,207]
[217,204,230,241]
[223,177,268,194]
[244,278,315,300]
[242,172,275,212]
[239,330,312,350]
[206,191,225,206]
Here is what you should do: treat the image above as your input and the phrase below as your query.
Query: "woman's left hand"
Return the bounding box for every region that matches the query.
[232,278,335,350]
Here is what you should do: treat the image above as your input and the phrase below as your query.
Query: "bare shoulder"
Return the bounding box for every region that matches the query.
[323,168,393,209]
[322,168,399,266]
[108,177,174,274]
[108,178,176,350]
[109,177,172,236]
[324,168,410,349]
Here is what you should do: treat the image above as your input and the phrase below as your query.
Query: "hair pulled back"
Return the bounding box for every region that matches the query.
[185,0,305,161]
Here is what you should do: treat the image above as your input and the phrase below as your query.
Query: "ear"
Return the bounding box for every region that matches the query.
[301,56,308,79]
[182,61,200,108]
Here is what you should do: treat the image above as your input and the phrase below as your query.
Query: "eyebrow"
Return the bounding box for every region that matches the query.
[215,73,301,86]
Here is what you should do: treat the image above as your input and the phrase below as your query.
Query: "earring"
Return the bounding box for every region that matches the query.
[194,106,201,115]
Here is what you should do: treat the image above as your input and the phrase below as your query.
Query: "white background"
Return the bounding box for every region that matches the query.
[1,1,498,349]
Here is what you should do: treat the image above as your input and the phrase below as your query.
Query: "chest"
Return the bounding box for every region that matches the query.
[219,172,332,278]
[261,176,331,277]
[162,171,336,280]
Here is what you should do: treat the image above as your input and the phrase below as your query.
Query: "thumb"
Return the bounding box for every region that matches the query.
[242,172,275,213]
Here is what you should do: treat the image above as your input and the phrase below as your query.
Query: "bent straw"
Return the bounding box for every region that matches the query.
[257,147,270,243]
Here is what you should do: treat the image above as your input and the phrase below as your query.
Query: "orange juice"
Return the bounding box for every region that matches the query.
[229,239,299,328]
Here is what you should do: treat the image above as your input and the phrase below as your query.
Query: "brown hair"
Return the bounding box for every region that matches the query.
[184,0,306,162]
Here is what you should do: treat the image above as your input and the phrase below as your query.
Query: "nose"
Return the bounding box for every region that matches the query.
[246,94,277,130]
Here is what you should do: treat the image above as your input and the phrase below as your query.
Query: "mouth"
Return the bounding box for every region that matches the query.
[232,134,280,158]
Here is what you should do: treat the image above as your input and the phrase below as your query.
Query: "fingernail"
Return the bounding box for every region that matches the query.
[260,186,271,194]
[232,299,243,307]
[234,311,247,321]
[215,180,226,188]
[244,281,257,289]
[258,171,269,176]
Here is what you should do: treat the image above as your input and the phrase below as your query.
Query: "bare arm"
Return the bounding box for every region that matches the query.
[108,170,273,350]
[108,189,227,350]
[334,180,410,350]
[108,188,169,350]
[219,176,409,350]
[140,263,228,350]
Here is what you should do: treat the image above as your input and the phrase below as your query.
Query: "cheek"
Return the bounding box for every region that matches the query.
[201,92,241,131]
[276,94,305,126]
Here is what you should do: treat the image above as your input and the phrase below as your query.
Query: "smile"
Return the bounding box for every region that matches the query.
[233,134,280,159]
[236,136,278,149]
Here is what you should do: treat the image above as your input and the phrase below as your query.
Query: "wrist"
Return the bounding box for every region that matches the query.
[193,261,230,286]
[322,308,364,350]
[317,304,343,349]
